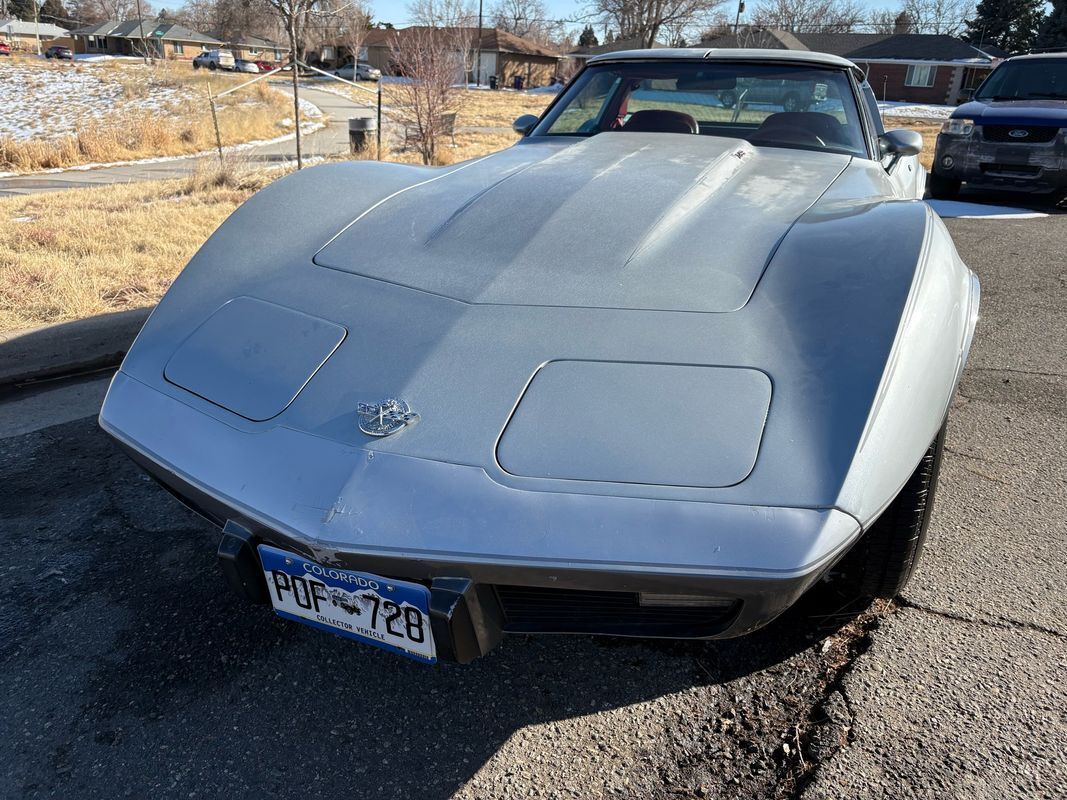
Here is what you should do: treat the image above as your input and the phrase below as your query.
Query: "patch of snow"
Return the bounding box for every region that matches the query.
[526,84,563,95]
[11,215,34,222]
[878,101,954,120]
[0,62,195,142]
[927,199,1049,219]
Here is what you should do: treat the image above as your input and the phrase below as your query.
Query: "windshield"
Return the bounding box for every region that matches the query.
[975,59,1067,101]
[534,61,868,157]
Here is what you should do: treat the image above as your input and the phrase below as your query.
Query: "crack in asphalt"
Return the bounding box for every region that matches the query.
[776,599,895,799]
[896,597,1065,639]
[968,366,1067,379]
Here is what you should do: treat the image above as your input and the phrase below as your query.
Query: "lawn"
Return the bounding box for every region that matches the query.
[0,59,308,172]
[0,167,266,332]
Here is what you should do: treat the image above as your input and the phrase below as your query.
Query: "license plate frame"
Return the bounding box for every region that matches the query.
[258,544,436,664]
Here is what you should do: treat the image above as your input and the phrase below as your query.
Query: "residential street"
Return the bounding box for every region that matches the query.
[0,83,377,197]
[1,212,1064,799]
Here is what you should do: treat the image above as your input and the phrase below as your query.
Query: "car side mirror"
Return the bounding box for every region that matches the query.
[513,114,539,136]
[879,129,923,158]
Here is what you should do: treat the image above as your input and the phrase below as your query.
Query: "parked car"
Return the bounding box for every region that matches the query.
[718,77,819,111]
[930,52,1067,198]
[101,49,977,666]
[234,58,259,74]
[192,48,235,71]
[0,41,12,56]
[44,45,73,60]
[331,61,381,81]
[253,59,277,72]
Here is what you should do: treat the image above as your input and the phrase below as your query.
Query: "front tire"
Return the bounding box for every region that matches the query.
[928,171,961,199]
[835,423,947,599]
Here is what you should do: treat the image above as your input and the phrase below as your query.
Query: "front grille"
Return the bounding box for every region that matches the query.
[982,125,1059,143]
[979,163,1041,176]
[495,585,739,637]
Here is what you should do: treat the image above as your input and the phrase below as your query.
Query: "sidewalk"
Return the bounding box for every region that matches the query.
[0,85,375,197]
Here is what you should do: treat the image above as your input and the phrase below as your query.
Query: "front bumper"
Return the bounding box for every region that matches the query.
[100,371,862,662]
[934,130,1067,194]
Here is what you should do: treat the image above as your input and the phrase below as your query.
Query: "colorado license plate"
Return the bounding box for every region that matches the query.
[258,544,436,664]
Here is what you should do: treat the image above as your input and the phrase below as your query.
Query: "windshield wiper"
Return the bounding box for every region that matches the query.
[1022,92,1067,100]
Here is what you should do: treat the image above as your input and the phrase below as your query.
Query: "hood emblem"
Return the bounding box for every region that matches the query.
[1008,129,1030,138]
[357,399,419,437]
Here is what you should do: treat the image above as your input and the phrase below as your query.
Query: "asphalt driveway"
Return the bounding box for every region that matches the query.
[0,212,1064,799]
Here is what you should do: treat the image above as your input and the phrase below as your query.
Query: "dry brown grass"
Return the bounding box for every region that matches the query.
[0,164,272,332]
[0,60,299,173]
[376,85,553,129]
[887,118,942,170]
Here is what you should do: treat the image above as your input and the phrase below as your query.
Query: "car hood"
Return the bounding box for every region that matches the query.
[313,134,850,313]
[953,98,1067,125]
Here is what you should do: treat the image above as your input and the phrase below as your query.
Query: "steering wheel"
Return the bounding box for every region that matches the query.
[751,125,826,148]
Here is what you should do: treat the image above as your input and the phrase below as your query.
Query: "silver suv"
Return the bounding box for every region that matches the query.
[193,49,236,71]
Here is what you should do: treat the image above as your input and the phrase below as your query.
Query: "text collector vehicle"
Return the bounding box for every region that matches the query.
[100,49,979,664]
[930,52,1067,197]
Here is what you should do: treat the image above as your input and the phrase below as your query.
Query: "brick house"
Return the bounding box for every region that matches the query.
[70,20,222,60]
[359,26,561,88]
[0,18,70,52]
[220,34,289,64]
[701,29,1005,105]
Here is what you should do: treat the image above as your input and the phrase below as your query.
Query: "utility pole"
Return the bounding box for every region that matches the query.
[33,0,41,55]
[134,0,148,64]
[475,0,482,87]
[733,0,745,35]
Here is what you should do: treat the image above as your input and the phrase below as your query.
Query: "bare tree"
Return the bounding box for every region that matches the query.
[901,0,969,35]
[869,8,914,32]
[591,0,727,49]
[389,26,465,164]
[262,0,321,168]
[406,0,476,26]
[69,0,144,21]
[750,0,865,32]
[336,0,371,64]
[491,0,561,43]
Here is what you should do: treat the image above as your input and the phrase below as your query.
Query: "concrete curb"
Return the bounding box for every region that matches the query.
[0,307,152,387]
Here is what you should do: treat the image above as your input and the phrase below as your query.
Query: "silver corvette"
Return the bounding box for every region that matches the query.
[100,49,979,664]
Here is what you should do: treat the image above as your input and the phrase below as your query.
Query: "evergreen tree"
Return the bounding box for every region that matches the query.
[578,24,598,46]
[39,0,66,24]
[7,0,35,21]
[893,11,913,33]
[1035,0,1067,48]
[965,0,1046,52]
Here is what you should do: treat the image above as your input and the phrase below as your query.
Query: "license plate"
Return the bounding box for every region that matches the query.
[258,544,436,664]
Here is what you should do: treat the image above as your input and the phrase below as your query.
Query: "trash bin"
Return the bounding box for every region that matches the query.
[348,116,377,152]
[512,75,524,90]
[489,75,498,90]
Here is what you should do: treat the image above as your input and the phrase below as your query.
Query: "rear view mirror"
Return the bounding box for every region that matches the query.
[879,129,923,158]
[513,114,539,136]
